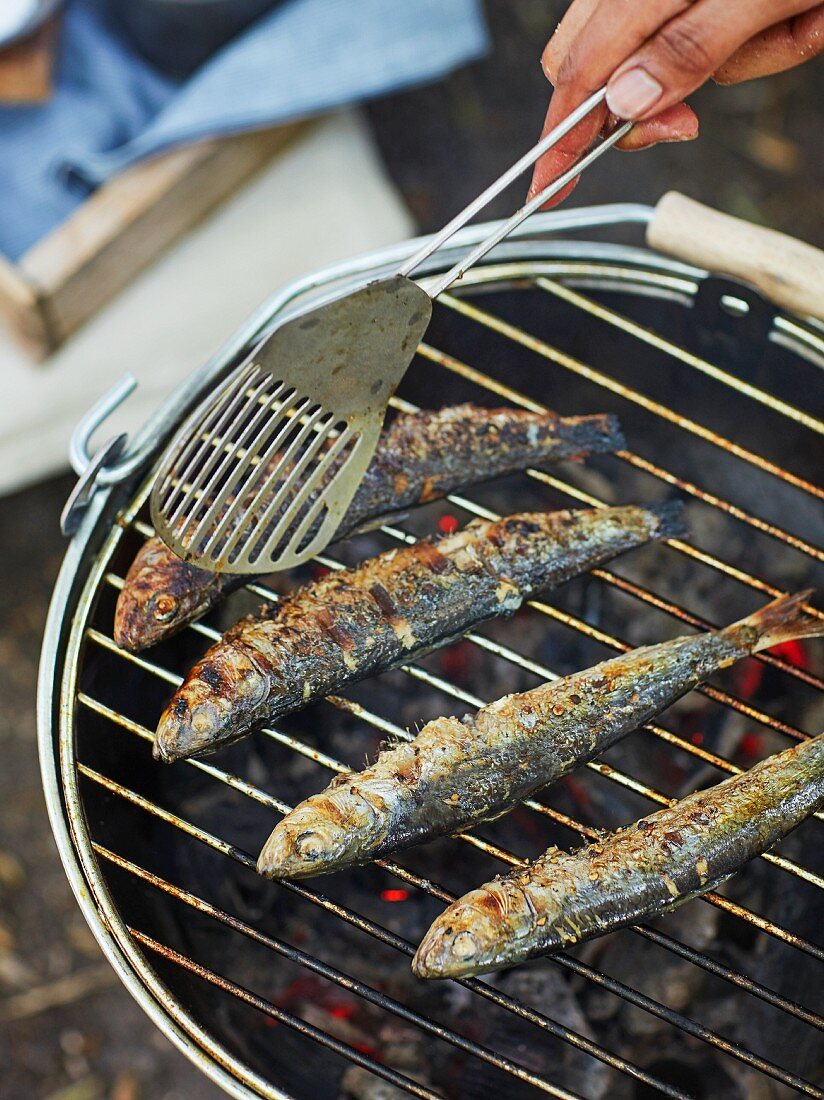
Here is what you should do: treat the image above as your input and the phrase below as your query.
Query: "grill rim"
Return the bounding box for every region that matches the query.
[38,213,824,1100]
[42,489,281,1100]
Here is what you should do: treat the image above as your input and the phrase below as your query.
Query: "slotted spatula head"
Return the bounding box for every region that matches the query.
[150,275,432,573]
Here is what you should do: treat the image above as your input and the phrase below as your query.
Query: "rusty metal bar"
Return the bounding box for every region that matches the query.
[78,764,823,1097]
[76,760,688,1098]
[78,663,824,948]
[129,930,442,1100]
[529,466,824,619]
[102,543,824,836]
[419,325,823,563]
[96,846,585,1100]
[535,276,824,441]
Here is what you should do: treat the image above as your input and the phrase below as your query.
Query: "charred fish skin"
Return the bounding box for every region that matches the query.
[258,590,821,881]
[155,501,683,762]
[113,541,237,653]
[413,732,824,980]
[345,405,624,530]
[114,406,623,651]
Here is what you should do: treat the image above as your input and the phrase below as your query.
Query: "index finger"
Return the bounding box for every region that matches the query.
[547,0,696,94]
[530,0,692,206]
[527,84,608,205]
[542,0,600,85]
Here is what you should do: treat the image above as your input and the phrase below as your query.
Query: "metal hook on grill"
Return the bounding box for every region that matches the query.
[61,374,138,536]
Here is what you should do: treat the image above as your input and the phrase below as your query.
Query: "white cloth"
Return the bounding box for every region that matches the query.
[0,110,413,495]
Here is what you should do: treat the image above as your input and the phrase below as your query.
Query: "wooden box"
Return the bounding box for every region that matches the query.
[0,122,306,358]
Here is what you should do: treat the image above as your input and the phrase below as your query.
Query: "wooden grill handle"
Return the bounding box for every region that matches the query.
[647,191,824,323]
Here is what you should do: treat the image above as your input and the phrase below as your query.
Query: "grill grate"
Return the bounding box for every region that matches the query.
[57,258,823,1100]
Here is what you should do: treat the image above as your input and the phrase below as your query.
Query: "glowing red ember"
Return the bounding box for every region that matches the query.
[768,639,809,669]
[738,732,762,760]
[380,888,410,903]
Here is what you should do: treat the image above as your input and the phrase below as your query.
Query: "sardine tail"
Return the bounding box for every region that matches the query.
[733,590,823,653]
[644,499,688,541]
[556,413,625,455]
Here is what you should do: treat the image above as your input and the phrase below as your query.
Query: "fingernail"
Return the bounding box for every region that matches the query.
[606,68,663,119]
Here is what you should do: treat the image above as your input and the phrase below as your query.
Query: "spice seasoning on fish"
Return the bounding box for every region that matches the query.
[258,590,822,881]
[412,609,823,979]
[114,405,624,651]
[154,500,684,762]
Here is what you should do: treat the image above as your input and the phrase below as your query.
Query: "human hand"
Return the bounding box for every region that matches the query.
[529,0,824,206]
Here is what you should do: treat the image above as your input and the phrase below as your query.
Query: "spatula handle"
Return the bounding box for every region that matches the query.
[648,192,824,322]
[426,118,632,299]
[398,87,611,283]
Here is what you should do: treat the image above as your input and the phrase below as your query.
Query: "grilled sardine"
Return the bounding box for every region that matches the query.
[115,406,623,651]
[259,591,823,881]
[155,501,684,762]
[413,602,824,979]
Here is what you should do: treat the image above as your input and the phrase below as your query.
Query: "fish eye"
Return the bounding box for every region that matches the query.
[153,594,179,622]
[451,930,479,961]
[295,830,324,860]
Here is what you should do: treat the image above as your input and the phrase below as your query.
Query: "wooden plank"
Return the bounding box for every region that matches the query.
[0,253,51,353]
[0,17,59,103]
[13,121,308,354]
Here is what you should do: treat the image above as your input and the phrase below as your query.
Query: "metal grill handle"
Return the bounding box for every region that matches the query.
[648,191,824,323]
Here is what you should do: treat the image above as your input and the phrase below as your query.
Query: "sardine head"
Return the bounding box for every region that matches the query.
[257,787,380,879]
[153,644,268,761]
[114,539,218,652]
[412,890,508,980]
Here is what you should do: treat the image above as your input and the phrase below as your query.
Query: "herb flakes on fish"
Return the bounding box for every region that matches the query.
[259,590,822,882]
[115,405,623,651]
[412,595,823,979]
[155,500,683,762]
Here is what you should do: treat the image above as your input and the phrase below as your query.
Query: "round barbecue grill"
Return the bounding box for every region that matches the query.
[39,204,824,1100]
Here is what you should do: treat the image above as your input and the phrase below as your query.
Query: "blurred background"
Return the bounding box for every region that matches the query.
[0,1,821,1097]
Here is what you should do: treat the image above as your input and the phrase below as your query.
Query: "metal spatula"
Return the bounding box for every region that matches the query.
[151,88,629,573]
